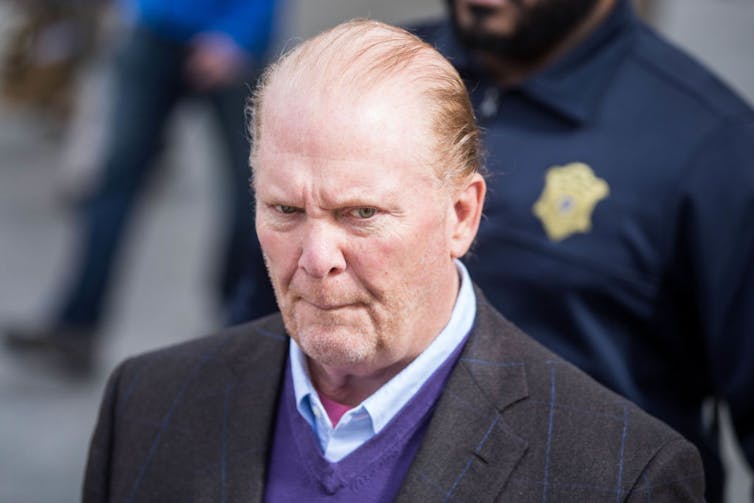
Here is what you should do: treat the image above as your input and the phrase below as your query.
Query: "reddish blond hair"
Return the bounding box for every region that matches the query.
[248,19,483,188]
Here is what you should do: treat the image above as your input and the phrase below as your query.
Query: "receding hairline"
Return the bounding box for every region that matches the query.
[269,20,447,97]
[249,18,483,187]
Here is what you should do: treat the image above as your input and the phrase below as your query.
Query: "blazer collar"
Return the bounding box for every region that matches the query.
[396,288,530,502]
[192,317,290,503]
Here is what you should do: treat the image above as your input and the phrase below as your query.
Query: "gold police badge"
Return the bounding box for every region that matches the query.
[532,162,609,242]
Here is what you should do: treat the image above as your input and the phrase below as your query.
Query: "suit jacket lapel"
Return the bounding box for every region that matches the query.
[396,289,530,503]
[191,317,290,503]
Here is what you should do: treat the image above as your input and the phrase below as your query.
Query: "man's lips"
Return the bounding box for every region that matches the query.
[297,297,358,311]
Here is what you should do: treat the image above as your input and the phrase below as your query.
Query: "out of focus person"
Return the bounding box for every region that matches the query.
[3,0,279,374]
[226,0,754,501]
[56,1,124,203]
[83,20,705,502]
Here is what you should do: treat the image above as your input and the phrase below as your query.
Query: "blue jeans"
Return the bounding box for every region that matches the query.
[57,26,273,330]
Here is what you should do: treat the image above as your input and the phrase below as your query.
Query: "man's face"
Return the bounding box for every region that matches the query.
[255,86,461,376]
[449,0,600,62]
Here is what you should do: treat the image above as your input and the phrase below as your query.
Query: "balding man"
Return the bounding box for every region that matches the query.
[82,20,704,502]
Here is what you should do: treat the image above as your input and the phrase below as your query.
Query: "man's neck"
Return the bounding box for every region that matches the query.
[308,357,414,406]
[478,0,616,87]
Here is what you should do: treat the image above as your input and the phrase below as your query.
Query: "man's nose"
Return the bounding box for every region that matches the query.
[298,220,346,278]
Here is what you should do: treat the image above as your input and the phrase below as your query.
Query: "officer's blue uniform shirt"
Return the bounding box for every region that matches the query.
[413,1,754,500]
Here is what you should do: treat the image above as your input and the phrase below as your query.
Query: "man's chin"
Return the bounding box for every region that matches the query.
[295,326,373,369]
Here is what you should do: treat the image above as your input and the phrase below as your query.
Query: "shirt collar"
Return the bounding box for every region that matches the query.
[290,259,476,434]
[438,0,637,125]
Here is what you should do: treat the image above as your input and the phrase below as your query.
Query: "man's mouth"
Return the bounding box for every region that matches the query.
[298,297,356,312]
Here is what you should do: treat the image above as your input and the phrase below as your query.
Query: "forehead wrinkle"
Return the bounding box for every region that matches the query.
[257,138,444,220]
[260,150,409,205]
[259,140,360,164]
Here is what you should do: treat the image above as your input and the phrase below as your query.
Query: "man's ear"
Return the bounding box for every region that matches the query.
[449,173,486,258]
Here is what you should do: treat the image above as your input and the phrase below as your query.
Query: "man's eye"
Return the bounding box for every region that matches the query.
[275,205,298,214]
[349,207,377,219]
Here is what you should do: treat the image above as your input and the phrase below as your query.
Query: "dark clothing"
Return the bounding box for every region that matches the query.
[83,289,704,502]
[411,1,754,500]
[226,237,278,324]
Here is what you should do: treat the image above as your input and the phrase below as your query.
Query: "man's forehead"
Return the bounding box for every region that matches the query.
[254,133,445,215]
[260,82,433,162]
[253,87,446,203]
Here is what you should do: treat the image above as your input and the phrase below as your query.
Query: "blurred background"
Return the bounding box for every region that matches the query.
[0,0,751,501]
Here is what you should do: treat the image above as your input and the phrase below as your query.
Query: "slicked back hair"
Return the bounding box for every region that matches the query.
[248,19,483,189]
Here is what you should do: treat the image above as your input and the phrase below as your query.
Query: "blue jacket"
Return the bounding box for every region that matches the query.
[128,0,277,57]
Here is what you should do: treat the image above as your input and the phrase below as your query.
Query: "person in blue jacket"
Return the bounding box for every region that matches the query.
[4,0,278,371]
[225,0,754,500]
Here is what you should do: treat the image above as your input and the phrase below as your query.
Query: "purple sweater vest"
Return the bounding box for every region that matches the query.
[264,341,467,502]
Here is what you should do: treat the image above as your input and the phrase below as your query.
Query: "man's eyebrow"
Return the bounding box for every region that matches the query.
[315,199,384,213]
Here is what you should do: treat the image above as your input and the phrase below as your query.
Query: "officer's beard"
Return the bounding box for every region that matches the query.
[448,0,601,63]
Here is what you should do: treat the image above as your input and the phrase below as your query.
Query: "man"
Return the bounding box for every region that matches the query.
[3,0,278,372]
[404,1,754,500]
[82,19,704,502]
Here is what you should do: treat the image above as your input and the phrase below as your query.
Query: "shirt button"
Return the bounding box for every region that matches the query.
[313,407,321,418]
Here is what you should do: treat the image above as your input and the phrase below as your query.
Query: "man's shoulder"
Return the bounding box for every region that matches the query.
[473,292,696,452]
[628,23,753,121]
[111,313,288,392]
[413,293,704,500]
[85,315,289,500]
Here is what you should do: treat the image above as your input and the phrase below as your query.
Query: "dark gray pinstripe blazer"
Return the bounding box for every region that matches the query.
[83,289,705,502]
